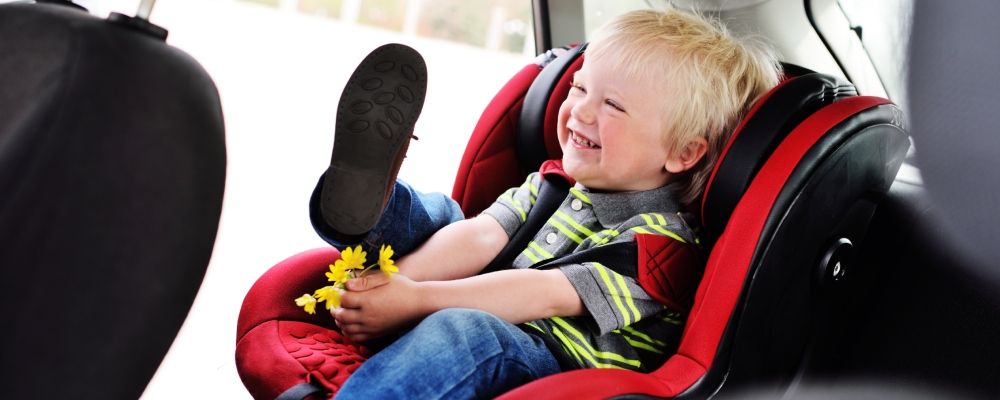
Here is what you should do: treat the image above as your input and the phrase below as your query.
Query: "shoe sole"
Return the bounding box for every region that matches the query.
[321,43,427,235]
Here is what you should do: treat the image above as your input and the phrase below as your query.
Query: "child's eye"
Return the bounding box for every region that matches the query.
[605,99,625,112]
[570,81,586,94]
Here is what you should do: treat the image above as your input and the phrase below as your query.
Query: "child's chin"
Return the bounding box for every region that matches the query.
[562,164,598,187]
[561,158,584,177]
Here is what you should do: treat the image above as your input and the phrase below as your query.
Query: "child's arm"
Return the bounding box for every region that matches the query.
[333,268,585,342]
[395,213,510,281]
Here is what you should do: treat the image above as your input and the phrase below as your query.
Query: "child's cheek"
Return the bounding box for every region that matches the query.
[556,101,572,146]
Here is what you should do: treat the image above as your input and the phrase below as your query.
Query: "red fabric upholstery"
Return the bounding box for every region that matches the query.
[236,247,372,399]
[500,96,891,398]
[236,321,368,399]
[452,64,541,217]
[452,55,584,217]
[539,159,575,185]
[635,233,703,312]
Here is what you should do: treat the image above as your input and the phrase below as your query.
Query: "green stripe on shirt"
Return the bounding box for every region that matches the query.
[612,271,642,323]
[550,317,642,369]
[555,210,596,238]
[547,218,583,244]
[593,263,633,326]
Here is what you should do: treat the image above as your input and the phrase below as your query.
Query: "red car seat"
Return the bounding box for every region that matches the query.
[496,57,910,399]
[236,46,909,399]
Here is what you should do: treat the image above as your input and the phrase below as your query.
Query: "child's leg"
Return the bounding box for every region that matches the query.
[311,43,463,256]
[310,177,463,256]
[335,309,562,399]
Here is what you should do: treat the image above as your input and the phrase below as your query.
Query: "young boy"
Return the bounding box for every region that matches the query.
[310,8,780,399]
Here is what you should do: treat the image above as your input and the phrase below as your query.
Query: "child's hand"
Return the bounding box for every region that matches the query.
[331,273,428,342]
[343,271,393,292]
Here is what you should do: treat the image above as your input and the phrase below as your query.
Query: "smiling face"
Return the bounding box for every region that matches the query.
[557,55,684,192]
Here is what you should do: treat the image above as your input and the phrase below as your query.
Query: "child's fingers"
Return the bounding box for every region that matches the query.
[340,291,363,309]
[335,307,365,325]
[342,325,371,342]
[347,332,370,343]
[330,308,342,326]
[340,322,365,335]
[346,272,389,291]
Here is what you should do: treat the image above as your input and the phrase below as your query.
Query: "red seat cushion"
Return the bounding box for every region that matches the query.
[452,64,542,216]
[236,247,372,399]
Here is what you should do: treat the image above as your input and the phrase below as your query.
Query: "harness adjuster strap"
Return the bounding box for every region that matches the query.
[484,173,570,273]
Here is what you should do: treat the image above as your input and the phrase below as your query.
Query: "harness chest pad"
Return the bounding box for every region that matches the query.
[635,233,704,312]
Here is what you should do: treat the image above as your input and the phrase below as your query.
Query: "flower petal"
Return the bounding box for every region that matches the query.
[294,294,317,315]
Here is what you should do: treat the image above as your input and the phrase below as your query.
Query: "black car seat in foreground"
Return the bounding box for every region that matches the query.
[0,2,225,399]
[236,46,909,399]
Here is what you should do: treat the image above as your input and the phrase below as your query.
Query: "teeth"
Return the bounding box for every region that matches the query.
[571,130,599,148]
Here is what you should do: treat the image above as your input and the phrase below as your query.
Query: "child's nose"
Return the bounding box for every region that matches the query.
[570,98,596,124]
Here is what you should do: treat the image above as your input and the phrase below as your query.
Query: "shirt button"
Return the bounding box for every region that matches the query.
[545,232,558,244]
[571,199,583,211]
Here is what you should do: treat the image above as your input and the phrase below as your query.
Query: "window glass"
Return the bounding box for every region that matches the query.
[581,0,647,38]
[837,0,913,111]
[72,0,534,193]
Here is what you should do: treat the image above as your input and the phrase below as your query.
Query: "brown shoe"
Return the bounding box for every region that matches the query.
[320,43,427,236]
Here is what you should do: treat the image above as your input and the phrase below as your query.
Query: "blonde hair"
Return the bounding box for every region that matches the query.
[586,8,781,207]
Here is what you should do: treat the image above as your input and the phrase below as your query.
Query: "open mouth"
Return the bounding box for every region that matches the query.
[570,129,601,149]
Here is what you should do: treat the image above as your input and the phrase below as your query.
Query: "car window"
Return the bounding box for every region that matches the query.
[580,0,647,37]
[837,0,913,113]
[75,0,534,194]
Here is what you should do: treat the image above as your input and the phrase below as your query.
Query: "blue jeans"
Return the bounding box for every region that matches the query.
[310,176,464,256]
[336,309,562,399]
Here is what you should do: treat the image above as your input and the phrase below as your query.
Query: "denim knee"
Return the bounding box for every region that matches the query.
[422,308,500,330]
[417,309,539,357]
[338,308,560,399]
[412,309,514,351]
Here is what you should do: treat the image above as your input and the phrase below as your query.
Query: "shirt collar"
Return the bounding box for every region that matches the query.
[577,182,684,227]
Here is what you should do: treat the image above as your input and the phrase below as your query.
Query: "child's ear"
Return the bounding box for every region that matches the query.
[665,137,708,173]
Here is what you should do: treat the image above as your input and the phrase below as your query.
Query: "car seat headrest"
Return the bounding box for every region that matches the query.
[516,44,585,174]
[701,73,856,242]
[0,3,225,398]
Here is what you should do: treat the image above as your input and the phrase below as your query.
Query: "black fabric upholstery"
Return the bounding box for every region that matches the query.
[701,73,856,243]
[0,3,225,399]
[779,62,815,79]
[515,44,585,175]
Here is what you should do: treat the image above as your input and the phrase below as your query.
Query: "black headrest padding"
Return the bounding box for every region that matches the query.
[516,44,585,175]
[702,73,856,241]
[780,62,816,78]
[0,3,225,399]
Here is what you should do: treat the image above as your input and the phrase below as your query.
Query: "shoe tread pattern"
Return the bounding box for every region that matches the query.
[321,44,427,235]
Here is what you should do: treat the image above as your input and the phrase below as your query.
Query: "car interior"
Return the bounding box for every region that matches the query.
[1,0,998,399]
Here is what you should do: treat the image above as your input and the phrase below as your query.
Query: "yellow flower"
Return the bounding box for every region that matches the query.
[314,285,341,310]
[378,244,398,277]
[326,262,349,284]
[334,245,367,271]
[294,294,317,315]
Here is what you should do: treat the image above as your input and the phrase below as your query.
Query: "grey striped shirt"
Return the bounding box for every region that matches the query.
[482,172,699,371]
